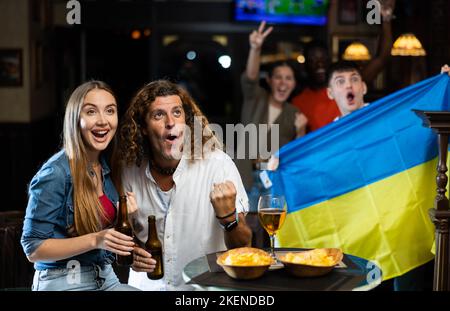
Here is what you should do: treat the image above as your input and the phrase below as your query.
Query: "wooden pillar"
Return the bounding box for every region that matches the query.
[414,110,450,291]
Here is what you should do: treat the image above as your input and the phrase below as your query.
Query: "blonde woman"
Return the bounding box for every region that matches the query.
[21,81,139,291]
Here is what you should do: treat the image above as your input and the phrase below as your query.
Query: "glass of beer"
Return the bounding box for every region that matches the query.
[257,194,287,259]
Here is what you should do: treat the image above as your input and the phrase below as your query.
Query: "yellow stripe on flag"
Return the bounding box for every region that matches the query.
[278,158,436,280]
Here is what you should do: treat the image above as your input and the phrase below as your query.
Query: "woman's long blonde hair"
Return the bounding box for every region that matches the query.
[63,81,118,236]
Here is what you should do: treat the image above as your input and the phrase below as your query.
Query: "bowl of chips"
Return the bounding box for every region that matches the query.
[216,247,275,280]
[278,248,343,277]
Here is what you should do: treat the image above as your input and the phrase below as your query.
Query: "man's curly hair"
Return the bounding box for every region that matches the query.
[119,79,221,167]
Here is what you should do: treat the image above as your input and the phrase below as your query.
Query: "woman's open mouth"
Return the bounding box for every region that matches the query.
[275,88,290,100]
[91,129,110,143]
[92,130,108,138]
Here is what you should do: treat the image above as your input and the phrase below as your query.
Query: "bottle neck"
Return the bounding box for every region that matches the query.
[148,217,158,238]
[117,196,129,224]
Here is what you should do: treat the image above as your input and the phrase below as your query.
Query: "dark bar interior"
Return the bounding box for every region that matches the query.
[1,0,449,295]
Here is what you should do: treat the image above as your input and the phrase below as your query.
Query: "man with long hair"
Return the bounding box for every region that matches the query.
[119,80,252,290]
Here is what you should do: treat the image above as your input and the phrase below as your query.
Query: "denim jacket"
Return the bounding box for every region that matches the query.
[21,150,118,270]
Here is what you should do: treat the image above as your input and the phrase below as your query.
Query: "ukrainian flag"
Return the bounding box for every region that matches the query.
[269,73,450,280]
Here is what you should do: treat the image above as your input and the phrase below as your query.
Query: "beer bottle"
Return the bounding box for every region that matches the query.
[115,195,134,266]
[145,215,164,280]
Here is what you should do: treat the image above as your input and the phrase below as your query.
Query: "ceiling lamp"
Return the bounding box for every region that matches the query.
[131,30,141,40]
[391,33,426,56]
[343,42,371,61]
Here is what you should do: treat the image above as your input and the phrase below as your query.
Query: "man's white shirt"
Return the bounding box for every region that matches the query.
[123,149,248,290]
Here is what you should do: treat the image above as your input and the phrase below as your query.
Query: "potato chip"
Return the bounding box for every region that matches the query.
[218,247,274,266]
[281,249,340,267]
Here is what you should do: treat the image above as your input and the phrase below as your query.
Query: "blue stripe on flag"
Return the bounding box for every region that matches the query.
[269,74,450,213]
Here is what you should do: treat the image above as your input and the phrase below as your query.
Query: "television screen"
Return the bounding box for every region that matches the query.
[234,0,329,26]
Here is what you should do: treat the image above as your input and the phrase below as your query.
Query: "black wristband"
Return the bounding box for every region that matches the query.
[215,208,236,219]
[218,210,239,232]
[221,218,239,232]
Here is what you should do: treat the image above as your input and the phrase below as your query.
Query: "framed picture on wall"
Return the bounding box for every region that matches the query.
[0,49,23,87]
[338,0,359,25]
